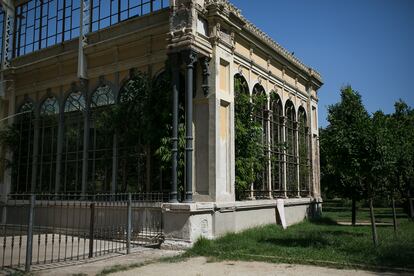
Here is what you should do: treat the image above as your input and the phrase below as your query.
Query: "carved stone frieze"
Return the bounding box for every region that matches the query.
[200,57,211,96]
[170,0,194,37]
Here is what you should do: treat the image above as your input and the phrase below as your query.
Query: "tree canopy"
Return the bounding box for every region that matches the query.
[321,86,414,218]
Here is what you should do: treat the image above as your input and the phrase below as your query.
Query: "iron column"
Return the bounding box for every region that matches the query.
[183,50,197,203]
[169,53,180,203]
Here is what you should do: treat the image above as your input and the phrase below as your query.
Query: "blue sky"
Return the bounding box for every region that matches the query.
[230,0,414,127]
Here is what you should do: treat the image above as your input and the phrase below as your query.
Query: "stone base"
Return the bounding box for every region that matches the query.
[162,197,322,247]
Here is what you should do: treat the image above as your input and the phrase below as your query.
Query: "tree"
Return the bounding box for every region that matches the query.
[389,101,414,218]
[369,111,398,233]
[321,86,371,226]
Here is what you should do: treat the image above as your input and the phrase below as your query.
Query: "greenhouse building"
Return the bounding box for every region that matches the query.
[0,0,323,247]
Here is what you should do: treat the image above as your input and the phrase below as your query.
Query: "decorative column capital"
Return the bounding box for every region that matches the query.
[293,121,299,130]
[183,50,198,68]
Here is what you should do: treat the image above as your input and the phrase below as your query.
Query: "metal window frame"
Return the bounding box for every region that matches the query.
[252,84,268,196]
[270,95,284,197]
[298,108,310,196]
[285,101,297,196]
[12,101,35,194]
[13,0,168,57]
[89,84,115,193]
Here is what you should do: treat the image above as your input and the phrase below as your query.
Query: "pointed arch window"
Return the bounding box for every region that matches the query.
[91,85,115,108]
[38,96,60,193]
[62,91,85,193]
[298,107,310,196]
[270,93,284,197]
[65,91,86,112]
[12,101,35,193]
[89,84,115,193]
[285,100,298,196]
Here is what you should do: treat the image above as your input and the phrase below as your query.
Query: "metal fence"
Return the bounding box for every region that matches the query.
[0,193,164,272]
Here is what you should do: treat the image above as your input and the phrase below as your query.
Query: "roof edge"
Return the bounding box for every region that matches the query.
[205,0,323,84]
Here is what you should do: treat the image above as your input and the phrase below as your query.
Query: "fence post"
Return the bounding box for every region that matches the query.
[88,198,95,258]
[25,194,35,273]
[126,193,132,254]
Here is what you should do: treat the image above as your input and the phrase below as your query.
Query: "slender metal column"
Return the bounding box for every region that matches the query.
[183,50,197,203]
[111,133,118,194]
[81,85,90,195]
[306,84,315,198]
[306,127,312,197]
[294,121,300,197]
[281,116,287,198]
[169,53,180,203]
[265,107,272,199]
[30,116,40,193]
[25,194,35,272]
[55,103,64,193]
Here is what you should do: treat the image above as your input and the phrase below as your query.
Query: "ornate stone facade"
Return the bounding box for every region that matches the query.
[0,0,323,244]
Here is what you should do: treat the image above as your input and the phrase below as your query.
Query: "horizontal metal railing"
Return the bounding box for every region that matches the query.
[0,193,164,272]
[237,190,311,201]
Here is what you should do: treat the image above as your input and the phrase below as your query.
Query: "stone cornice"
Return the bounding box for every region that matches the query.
[205,0,323,85]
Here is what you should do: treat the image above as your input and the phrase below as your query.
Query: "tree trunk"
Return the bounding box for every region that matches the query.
[369,198,378,247]
[408,190,414,219]
[392,197,398,235]
[351,197,357,226]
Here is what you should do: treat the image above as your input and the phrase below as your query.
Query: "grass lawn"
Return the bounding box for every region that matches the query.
[323,200,409,223]
[182,206,414,271]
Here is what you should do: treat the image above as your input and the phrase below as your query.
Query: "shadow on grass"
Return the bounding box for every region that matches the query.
[259,237,332,249]
[309,216,338,225]
[259,228,364,249]
[376,243,414,269]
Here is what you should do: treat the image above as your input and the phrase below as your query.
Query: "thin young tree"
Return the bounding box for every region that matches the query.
[322,86,371,226]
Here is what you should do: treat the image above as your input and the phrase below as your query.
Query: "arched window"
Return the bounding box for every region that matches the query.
[234,74,250,199]
[150,72,173,193]
[285,100,297,197]
[298,107,310,196]
[116,77,147,193]
[252,84,268,197]
[89,84,115,193]
[12,101,35,193]
[38,96,59,193]
[62,91,85,193]
[270,93,283,197]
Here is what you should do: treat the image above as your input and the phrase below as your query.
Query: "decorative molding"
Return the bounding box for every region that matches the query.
[170,0,194,38]
[200,57,211,96]
[238,64,244,76]
[204,0,322,83]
